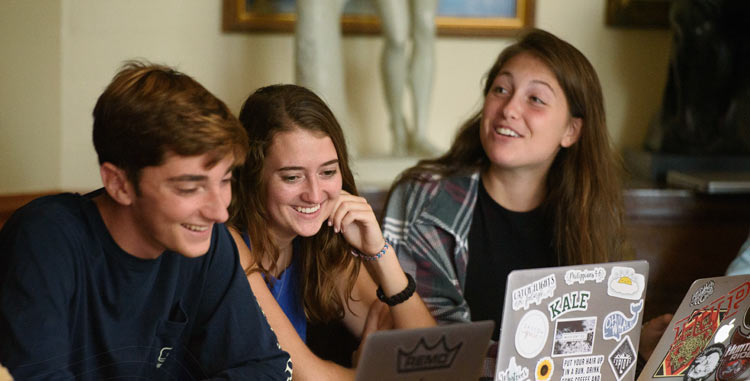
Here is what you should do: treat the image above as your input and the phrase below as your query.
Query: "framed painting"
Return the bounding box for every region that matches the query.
[605,0,673,28]
[223,0,535,37]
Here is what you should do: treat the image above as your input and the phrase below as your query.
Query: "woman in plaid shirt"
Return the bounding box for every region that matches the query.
[383,28,671,377]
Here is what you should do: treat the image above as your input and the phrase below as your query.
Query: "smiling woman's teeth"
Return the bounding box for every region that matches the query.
[496,127,520,137]
[295,204,321,214]
[183,224,208,232]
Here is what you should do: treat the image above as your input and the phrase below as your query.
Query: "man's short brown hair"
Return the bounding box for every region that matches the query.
[92,60,247,189]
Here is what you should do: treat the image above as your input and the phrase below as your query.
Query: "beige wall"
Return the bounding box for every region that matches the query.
[0,1,62,194]
[0,0,672,194]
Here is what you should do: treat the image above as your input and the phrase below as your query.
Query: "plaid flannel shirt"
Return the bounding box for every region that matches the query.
[384,172,503,378]
[383,171,480,323]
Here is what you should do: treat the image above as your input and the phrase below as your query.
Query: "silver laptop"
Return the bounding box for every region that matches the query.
[495,260,649,381]
[638,274,750,380]
[355,320,494,381]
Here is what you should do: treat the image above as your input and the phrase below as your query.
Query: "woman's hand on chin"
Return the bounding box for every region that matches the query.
[328,190,385,256]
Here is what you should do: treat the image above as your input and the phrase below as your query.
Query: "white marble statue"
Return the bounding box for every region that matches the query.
[294,0,358,156]
[375,0,439,156]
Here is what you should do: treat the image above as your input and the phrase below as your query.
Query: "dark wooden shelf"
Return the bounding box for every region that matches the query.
[625,186,750,320]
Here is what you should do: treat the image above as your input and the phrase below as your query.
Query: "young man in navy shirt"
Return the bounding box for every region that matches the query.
[0,61,292,379]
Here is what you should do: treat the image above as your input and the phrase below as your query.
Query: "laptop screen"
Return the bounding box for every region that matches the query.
[495,260,649,381]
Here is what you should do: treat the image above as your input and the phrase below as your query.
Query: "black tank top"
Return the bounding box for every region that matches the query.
[464,179,558,340]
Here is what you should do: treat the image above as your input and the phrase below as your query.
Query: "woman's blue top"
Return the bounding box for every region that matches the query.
[242,232,307,342]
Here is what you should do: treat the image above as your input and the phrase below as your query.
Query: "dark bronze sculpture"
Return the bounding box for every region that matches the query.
[646,0,750,155]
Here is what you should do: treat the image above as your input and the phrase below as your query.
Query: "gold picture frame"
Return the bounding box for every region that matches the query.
[606,0,673,28]
[222,0,535,37]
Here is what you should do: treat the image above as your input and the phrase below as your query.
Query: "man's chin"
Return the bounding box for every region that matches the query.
[175,243,211,258]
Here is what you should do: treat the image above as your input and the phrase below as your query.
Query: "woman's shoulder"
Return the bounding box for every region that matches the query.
[227,226,258,272]
[393,171,477,199]
[386,171,478,220]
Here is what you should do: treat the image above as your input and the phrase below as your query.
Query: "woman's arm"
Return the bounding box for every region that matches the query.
[329,191,436,336]
[340,253,435,336]
[383,176,476,324]
[229,228,355,381]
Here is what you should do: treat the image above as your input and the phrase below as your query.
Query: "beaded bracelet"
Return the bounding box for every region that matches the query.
[350,241,390,261]
[377,272,416,307]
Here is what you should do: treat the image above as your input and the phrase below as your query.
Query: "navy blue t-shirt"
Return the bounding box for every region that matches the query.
[0,191,291,380]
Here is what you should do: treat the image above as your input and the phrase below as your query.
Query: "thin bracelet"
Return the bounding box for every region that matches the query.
[350,241,389,261]
[377,272,416,307]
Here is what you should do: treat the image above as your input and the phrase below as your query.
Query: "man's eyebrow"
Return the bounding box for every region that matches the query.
[167,175,207,182]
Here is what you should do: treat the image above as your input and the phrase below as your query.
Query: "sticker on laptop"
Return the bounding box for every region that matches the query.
[512,274,557,311]
[608,336,636,381]
[565,267,606,285]
[560,355,603,381]
[496,356,529,381]
[715,318,736,344]
[715,325,750,380]
[535,357,554,381]
[691,280,715,307]
[684,343,724,381]
[548,290,591,320]
[552,316,597,357]
[396,335,462,373]
[654,308,726,377]
[607,266,645,300]
[516,309,549,359]
[602,300,643,341]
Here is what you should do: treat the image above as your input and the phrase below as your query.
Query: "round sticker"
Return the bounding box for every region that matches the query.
[536,356,554,381]
[515,309,549,359]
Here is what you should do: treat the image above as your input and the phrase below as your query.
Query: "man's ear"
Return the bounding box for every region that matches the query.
[561,117,582,148]
[100,163,135,206]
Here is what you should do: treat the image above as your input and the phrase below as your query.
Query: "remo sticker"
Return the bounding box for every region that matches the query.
[516,309,549,359]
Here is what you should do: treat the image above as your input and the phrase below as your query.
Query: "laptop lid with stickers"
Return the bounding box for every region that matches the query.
[638,274,750,381]
[495,260,649,381]
[355,320,494,381]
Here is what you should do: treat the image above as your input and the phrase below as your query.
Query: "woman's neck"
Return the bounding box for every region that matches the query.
[481,166,548,212]
[267,233,295,277]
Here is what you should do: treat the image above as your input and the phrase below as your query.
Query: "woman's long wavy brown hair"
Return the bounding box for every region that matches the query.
[229,84,360,323]
[389,28,627,265]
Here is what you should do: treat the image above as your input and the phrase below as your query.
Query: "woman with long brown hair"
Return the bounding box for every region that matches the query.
[383,28,670,375]
[229,84,434,380]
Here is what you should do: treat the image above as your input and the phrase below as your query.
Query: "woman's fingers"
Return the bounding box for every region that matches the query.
[328,193,376,233]
[327,190,386,254]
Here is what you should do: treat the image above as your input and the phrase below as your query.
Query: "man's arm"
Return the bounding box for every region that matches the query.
[188,225,291,380]
[0,203,76,378]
